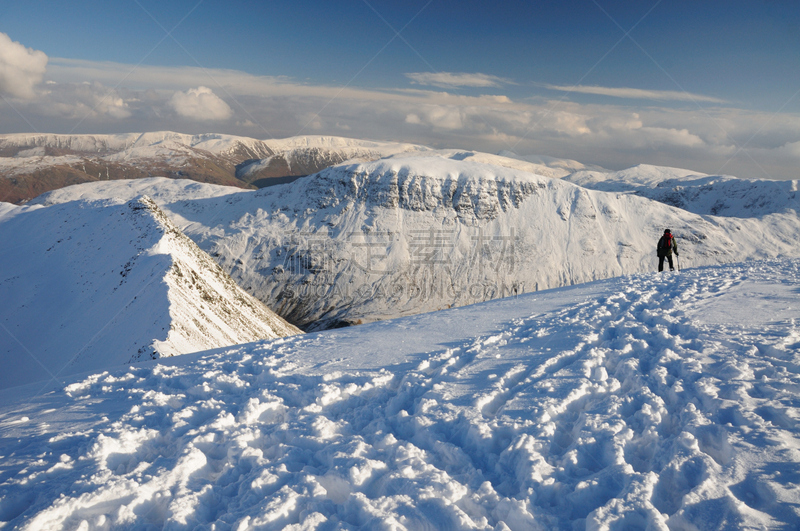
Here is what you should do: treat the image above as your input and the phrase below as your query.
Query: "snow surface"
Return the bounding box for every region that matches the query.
[0,196,300,390]
[1,259,798,530]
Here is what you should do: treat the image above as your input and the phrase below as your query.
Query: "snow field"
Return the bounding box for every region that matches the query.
[1,259,798,529]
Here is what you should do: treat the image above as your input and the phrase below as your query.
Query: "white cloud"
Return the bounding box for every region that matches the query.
[541,83,727,104]
[5,57,800,179]
[24,81,131,120]
[102,96,132,119]
[413,105,466,130]
[0,32,48,99]
[169,86,232,121]
[405,72,511,89]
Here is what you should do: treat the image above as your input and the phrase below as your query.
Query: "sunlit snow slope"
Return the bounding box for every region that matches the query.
[0,196,301,389]
[0,260,798,530]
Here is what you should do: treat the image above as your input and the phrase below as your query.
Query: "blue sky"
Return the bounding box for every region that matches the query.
[1,0,800,179]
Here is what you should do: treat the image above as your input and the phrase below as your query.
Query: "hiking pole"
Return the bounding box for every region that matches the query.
[676,255,681,271]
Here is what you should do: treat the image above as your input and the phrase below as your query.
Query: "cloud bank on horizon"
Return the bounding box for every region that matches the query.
[0,0,799,181]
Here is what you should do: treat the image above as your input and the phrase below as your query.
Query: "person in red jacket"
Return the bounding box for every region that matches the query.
[657,229,679,272]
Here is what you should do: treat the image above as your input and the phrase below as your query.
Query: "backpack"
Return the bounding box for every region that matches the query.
[657,234,673,257]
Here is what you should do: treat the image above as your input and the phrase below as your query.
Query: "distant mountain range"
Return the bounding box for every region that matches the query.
[564,164,800,217]
[0,132,429,203]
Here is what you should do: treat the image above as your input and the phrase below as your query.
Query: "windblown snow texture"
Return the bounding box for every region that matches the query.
[0,195,301,389]
[0,260,798,529]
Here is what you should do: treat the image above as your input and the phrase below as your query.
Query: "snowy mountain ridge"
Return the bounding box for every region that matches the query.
[31,155,800,331]
[564,164,800,217]
[0,131,272,156]
[0,195,301,389]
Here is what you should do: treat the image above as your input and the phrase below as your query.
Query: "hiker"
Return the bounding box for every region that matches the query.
[657,229,678,272]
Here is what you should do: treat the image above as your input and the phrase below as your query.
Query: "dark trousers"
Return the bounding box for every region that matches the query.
[659,255,674,271]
